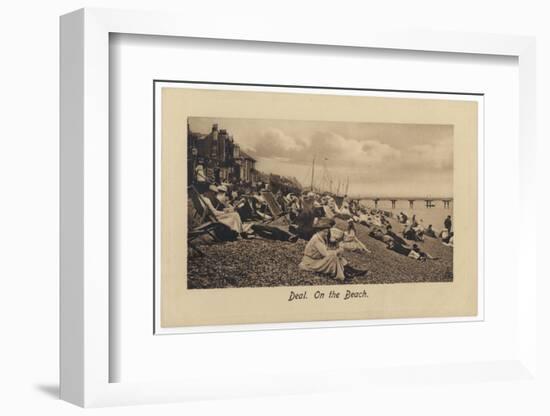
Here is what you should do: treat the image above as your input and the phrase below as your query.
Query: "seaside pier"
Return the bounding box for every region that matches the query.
[359,196,453,209]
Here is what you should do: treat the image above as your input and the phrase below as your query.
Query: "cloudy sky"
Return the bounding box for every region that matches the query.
[189,117,453,198]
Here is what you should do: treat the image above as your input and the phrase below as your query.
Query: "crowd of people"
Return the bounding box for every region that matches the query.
[395,212,454,246]
[191,181,453,282]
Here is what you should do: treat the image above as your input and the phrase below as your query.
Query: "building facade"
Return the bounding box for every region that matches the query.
[188,123,256,185]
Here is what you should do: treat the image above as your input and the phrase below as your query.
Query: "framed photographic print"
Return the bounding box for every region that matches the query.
[60,7,539,408]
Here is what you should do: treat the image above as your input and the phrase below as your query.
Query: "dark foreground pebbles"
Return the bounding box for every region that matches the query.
[187,218,453,289]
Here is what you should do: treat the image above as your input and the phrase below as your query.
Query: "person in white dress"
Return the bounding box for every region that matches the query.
[299,227,348,281]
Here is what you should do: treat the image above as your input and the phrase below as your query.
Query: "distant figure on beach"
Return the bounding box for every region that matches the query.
[443,235,454,247]
[368,227,393,244]
[424,224,437,238]
[444,215,452,232]
[397,212,408,224]
[442,231,454,247]
[385,224,407,246]
[403,223,422,241]
[409,243,436,261]
[386,239,413,256]
[299,226,348,281]
[386,241,437,261]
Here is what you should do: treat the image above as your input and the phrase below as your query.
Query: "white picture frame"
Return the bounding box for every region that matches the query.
[60,8,537,407]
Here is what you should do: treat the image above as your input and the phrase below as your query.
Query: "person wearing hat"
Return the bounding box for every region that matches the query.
[313,217,336,230]
[194,159,208,192]
[322,199,336,220]
[285,193,301,220]
[341,220,370,253]
[199,185,244,235]
[215,185,229,205]
[289,195,322,241]
[198,184,222,210]
[299,225,349,281]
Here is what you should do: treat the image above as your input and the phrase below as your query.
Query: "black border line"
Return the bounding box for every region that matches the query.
[152,79,484,335]
[153,79,485,97]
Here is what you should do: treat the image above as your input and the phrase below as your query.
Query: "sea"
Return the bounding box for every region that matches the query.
[360,199,453,233]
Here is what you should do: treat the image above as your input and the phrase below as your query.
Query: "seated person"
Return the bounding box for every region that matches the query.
[412,219,425,241]
[409,243,437,260]
[250,192,272,220]
[371,215,383,228]
[443,235,454,247]
[233,196,261,222]
[233,196,262,221]
[313,197,323,209]
[386,240,436,261]
[369,227,394,244]
[339,199,352,218]
[200,185,243,235]
[300,226,366,281]
[322,202,336,219]
[385,224,407,246]
[424,224,437,238]
[358,210,372,227]
[341,220,370,252]
[289,196,320,241]
[403,224,421,241]
[442,231,454,246]
[386,239,412,256]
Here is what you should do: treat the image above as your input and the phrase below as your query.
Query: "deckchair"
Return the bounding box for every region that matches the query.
[188,185,218,225]
[261,191,289,224]
[187,185,220,256]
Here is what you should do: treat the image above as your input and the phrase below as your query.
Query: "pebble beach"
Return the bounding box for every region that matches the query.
[187,216,453,289]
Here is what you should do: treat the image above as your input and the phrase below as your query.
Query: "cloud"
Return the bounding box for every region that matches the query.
[246,130,401,169]
[360,140,402,163]
[244,127,452,196]
[403,140,453,171]
[246,128,305,161]
[188,117,453,196]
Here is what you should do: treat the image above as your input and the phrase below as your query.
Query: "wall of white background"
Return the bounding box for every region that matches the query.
[0,0,548,415]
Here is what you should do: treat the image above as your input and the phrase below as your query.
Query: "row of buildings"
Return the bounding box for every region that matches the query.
[187,122,303,195]
[188,123,257,184]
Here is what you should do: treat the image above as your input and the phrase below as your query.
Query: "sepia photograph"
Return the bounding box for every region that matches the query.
[187,117,454,289]
[157,85,478,328]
